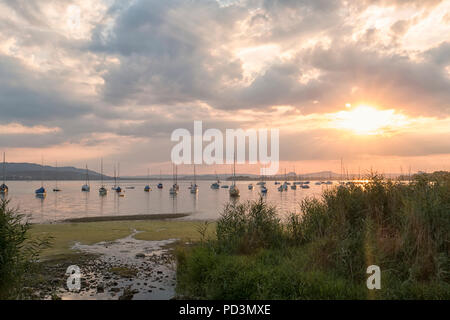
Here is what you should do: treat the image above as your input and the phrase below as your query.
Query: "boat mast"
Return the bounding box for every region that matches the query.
[233,151,236,186]
[114,165,117,188]
[85,164,90,186]
[55,161,58,188]
[41,156,44,188]
[194,164,196,185]
[101,159,104,187]
[117,163,120,185]
[2,152,5,186]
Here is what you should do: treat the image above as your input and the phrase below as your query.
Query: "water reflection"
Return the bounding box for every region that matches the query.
[4,180,326,223]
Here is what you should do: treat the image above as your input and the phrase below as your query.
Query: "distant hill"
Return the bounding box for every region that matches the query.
[0,163,400,181]
[0,163,110,181]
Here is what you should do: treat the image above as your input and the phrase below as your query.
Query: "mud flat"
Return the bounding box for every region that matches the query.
[26,220,215,300]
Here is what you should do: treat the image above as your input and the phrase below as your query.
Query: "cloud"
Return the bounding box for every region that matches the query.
[0,55,92,124]
[424,41,450,66]
[0,0,450,173]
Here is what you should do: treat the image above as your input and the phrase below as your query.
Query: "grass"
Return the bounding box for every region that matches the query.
[29,220,216,259]
[176,174,450,300]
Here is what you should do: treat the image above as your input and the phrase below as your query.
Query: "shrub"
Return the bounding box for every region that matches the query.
[0,199,51,299]
[216,197,284,254]
[177,174,450,299]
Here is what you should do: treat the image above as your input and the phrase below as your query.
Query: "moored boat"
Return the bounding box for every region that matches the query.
[99,158,107,196]
[0,153,8,195]
[144,169,151,192]
[81,164,90,192]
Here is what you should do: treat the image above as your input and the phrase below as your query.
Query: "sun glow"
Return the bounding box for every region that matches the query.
[332,105,408,135]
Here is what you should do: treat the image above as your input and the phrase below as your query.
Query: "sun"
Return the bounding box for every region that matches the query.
[332,105,408,135]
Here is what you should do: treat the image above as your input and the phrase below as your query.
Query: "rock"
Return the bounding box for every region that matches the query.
[135,253,145,258]
[110,287,121,293]
[119,286,139,300]
[97,285,104,293]
[51,293,61,300]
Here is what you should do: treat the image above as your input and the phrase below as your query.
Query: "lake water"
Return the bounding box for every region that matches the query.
[1,180,334,223]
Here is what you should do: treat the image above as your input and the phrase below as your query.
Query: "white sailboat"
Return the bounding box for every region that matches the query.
[99,158,107,196]
[190,165,199,194]
[81,164,90,192]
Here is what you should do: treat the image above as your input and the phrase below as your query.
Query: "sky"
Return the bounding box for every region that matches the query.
[0,0,450,176]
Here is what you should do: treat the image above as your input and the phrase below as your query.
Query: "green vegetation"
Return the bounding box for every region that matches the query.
[110,266,138,278]
[0,199,51,299]
[29,220,215,259]
[176,175,450,299]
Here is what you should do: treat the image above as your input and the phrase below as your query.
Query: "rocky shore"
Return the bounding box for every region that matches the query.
[26,231,179,300]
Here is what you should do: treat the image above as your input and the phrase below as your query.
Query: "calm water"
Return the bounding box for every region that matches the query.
[2,180,334,223]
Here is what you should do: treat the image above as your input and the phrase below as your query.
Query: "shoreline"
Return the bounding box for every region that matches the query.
[61,213,190,223]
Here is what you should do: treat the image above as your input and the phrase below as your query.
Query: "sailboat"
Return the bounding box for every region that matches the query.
[256,170,265,186]
[53,161,61,192]
[115,163,122,193]
[0,152,8,195]
[35,158,46,196]
[112,165,117,190]
[229,153,240,198]
[282,169,288,191]
[144,169,152,192]
[290,167,297,190]
[99,158,107,196]
[261,184,268,194]
[169,164,178,195]
[260,171,268,194]
[81,164,90,192]
[190,165,199,194]
[157,170,163,189]
[278,169,285,192]
[211,171,220,189]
